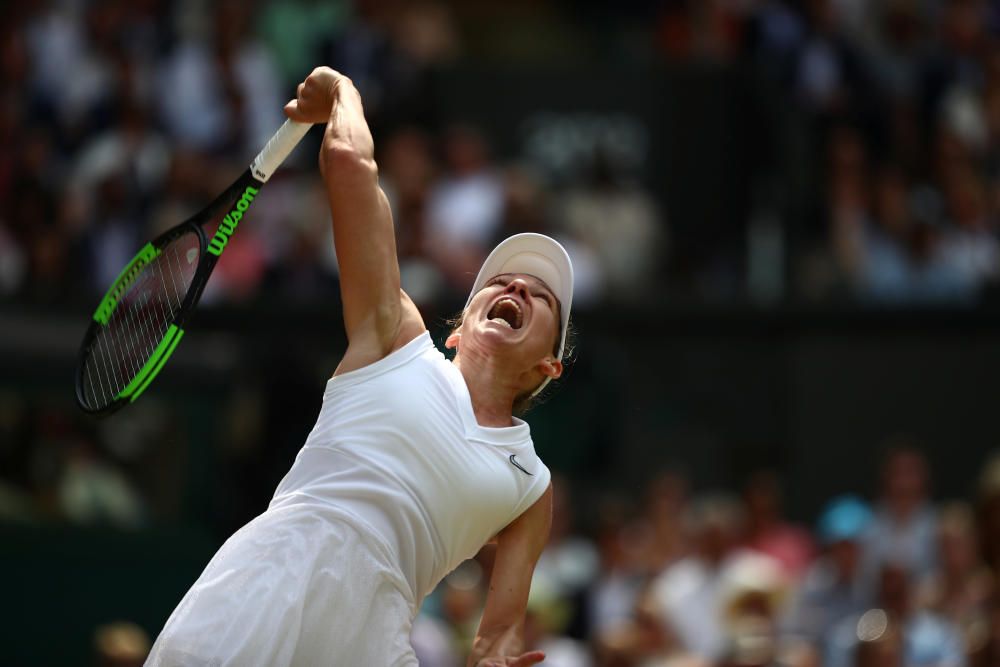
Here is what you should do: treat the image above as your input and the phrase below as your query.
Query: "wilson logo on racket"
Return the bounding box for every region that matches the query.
[207,185,259,257]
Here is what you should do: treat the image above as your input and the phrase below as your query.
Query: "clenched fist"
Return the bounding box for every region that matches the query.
[284,66,350,124]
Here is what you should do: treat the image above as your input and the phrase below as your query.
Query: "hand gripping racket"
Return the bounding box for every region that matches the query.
[75,119,313,416]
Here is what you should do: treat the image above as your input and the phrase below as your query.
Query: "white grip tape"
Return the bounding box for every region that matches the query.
[250,120,312,183]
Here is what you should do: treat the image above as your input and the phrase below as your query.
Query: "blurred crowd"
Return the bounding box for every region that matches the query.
[12,417,1000,667]
[0,391,180,526]
[0,0,665,310]
[762,0,1000,304]
[5,0,1000,308]
[412,448,1000,667]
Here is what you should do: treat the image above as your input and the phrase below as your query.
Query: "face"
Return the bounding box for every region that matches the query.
[883,450,927,505]
[447,273,562,391]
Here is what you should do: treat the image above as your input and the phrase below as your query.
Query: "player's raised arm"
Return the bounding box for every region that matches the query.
[285,67,424,371]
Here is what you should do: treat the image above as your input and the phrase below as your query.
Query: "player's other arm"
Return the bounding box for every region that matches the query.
[467,485,553,667]
[285,67,424,373]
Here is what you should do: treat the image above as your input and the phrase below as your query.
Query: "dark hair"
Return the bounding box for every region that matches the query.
[445,310,575,416]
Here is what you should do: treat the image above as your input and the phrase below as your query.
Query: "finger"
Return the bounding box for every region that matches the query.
[510,652,546,666]
[283,99,302,120]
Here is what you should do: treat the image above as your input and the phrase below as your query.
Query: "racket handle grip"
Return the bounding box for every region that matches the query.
[250,120,312,183]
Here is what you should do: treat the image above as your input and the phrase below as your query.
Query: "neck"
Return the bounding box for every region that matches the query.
[453,350,521,427]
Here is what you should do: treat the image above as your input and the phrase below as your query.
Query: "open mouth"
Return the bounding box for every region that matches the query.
[487,297,523,329]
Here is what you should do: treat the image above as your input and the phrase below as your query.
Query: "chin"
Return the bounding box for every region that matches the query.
[476,326,519,350]
[466,324,535,363]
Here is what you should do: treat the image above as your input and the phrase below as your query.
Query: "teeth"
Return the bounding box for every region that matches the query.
[488,297,522,329]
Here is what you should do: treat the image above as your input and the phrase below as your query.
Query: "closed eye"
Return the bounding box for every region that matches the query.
[533,291,556,309]
[487,275,557,311]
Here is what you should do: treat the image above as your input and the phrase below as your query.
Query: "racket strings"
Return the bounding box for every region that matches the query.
[81,234,200,410]
[95,266,157,390]
[88,242,186,401]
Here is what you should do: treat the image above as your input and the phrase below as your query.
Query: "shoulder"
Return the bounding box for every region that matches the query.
[501,483,552,552]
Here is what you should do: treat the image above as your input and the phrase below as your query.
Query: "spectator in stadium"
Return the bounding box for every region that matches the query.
[593,578,697,667]
[740,469,815,579]
[584,495,649,639]
[938,163,1000,291]
[859,1,930,102]
[863,444,938,582]
[56,430,146,528]
[854,164,916,301]
[825,125,875,294]
[425,124,505,292]
[784,495,874,646]
[157,0,283,153]
[793,0,871,115]
[649,494,745,661]
[378,126,445,305]
[715,551,788,666]
[379,126,437,257]
[640,469,691,574]
[554,146,665,305]
[917,502,994,658]
[70,93,169,294]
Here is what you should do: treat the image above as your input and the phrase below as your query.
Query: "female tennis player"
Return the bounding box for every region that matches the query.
[147,67,573,666]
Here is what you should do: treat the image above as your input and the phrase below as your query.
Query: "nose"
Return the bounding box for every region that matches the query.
[504,278,529,301]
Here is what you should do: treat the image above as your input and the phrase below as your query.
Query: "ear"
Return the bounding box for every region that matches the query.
[538,358,563,380]
[445,331,461,350]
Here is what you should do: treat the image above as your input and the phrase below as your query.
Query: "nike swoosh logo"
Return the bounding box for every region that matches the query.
[509,454,534,476]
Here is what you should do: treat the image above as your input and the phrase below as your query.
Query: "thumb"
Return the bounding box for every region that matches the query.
[510,651,545,666]
[283,99,304,121]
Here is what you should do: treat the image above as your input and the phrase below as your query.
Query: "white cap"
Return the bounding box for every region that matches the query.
[466,233,574,396]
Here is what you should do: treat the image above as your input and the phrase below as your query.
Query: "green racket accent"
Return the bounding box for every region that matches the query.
[116,324,185,402]
[93,243,161,325]
[207,185,259,257]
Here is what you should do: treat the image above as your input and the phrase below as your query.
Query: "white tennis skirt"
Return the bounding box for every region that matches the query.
[147,502,419,666]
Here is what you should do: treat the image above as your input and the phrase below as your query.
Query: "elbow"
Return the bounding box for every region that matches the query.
[320,140,377,181]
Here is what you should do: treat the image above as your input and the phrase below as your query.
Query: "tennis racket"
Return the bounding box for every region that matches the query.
[75,119,313,416]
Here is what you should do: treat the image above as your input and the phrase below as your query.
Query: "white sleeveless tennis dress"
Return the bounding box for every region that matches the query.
[147,332,551,666]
